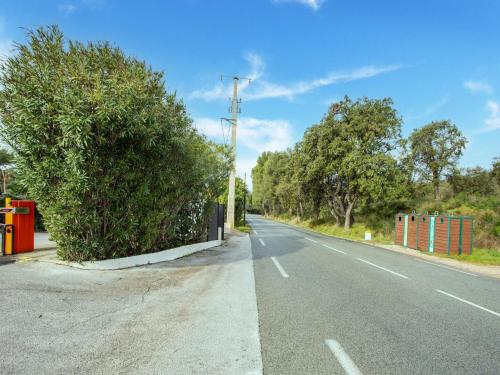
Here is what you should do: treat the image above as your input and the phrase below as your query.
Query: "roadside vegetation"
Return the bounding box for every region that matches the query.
[251,97,499,265]
[0,26,232,261]
[236,225,251,234]
[218,176,248,227]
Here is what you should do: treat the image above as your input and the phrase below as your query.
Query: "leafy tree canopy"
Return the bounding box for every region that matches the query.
[409,120,467,200]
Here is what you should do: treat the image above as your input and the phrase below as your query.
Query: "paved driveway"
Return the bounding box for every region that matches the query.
[0,233,262,375]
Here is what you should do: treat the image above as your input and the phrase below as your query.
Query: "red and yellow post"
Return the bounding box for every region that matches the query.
[4,197,13,255]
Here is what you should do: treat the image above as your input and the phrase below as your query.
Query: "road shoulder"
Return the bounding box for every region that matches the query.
[264,216,500,279]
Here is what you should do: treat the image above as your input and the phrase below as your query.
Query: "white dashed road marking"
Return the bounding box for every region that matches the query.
[325,339,363,375]
[357,258,409,279]
[322,244,347,254]
[436,289,500,317]
[271,257,289,278]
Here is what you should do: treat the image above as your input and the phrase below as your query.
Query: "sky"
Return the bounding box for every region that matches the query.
[1,0,499,187]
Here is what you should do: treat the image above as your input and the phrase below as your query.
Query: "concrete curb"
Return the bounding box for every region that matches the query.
[52,240,223,270]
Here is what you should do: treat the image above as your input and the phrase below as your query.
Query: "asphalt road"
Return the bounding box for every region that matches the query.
[248,214,500,375]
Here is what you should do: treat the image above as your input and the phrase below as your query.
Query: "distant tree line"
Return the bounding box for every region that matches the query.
[252,96,497,231]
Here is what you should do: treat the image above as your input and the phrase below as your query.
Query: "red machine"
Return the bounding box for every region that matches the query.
[11,200,35,253]
[1,199,35,255]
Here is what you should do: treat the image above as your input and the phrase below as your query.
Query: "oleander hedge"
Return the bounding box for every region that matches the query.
[0,26,229,261]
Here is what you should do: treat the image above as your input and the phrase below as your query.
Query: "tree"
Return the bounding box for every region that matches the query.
[251,97,407,230]
[0,148,13,194]
[219,176,247,226]
[492,157,500,186]
[304,96,404,229]
[448,167,494,196]
[409,120,467,200]
[251,151,290,216]
[0,26,228,261]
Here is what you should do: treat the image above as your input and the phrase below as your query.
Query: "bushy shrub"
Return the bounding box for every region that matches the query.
[0,26,228,261]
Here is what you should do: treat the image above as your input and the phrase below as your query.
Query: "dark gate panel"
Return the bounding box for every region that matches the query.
[207,205,219,241]
[207,203,225,241]
[218,204,225,240]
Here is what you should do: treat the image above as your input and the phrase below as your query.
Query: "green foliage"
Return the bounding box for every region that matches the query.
[252,96,407,229]
[236,225,251,234]
[251,95,499,256]
[408,120,467,200]
[0,26,228,261]
[448,167,495,196]
[0,147,13,194]
[218,176,248,226]
[0,148,12,166]
[435,248,500,266]
[492,157,500,185]
[252,150,293,216]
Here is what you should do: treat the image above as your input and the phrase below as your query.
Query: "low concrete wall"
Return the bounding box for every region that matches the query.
[59,240,223,270]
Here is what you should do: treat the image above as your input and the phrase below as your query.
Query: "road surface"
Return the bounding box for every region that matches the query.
[249,215,500,375]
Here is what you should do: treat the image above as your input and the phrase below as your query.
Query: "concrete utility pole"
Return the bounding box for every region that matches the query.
[243,172,246,226]
[227,77,239,230]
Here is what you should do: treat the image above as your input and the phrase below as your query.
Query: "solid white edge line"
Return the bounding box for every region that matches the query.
[416,259,478,277]
[258,238,266,247]
[357,258,409,279]
[304,237,317,243]
[436,289,500,317]
[325,339,363,375]
[322,244,347,255]
[270,256,289,278]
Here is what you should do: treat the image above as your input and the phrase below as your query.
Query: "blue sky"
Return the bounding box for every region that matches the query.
[1,0,499,184]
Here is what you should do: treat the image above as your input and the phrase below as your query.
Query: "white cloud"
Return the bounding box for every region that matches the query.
[194,116,294,154]
[0,39,12,63]
[272,0,326,11]
[0,17,12,63]
[237,157,259,185]
[406,95,450,121]
[463,80,493,95]
[57,4,78,15]
[194,116,294,182]
[238,117,294,153]
[191,53,401,102]
[484,100,500,131]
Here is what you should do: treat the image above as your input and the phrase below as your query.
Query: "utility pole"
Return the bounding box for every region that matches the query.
[221,75,250,230]
[243,172,246,226]
[226,77,239,230]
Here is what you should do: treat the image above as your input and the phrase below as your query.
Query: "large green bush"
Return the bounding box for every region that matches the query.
[0,26,228,261]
